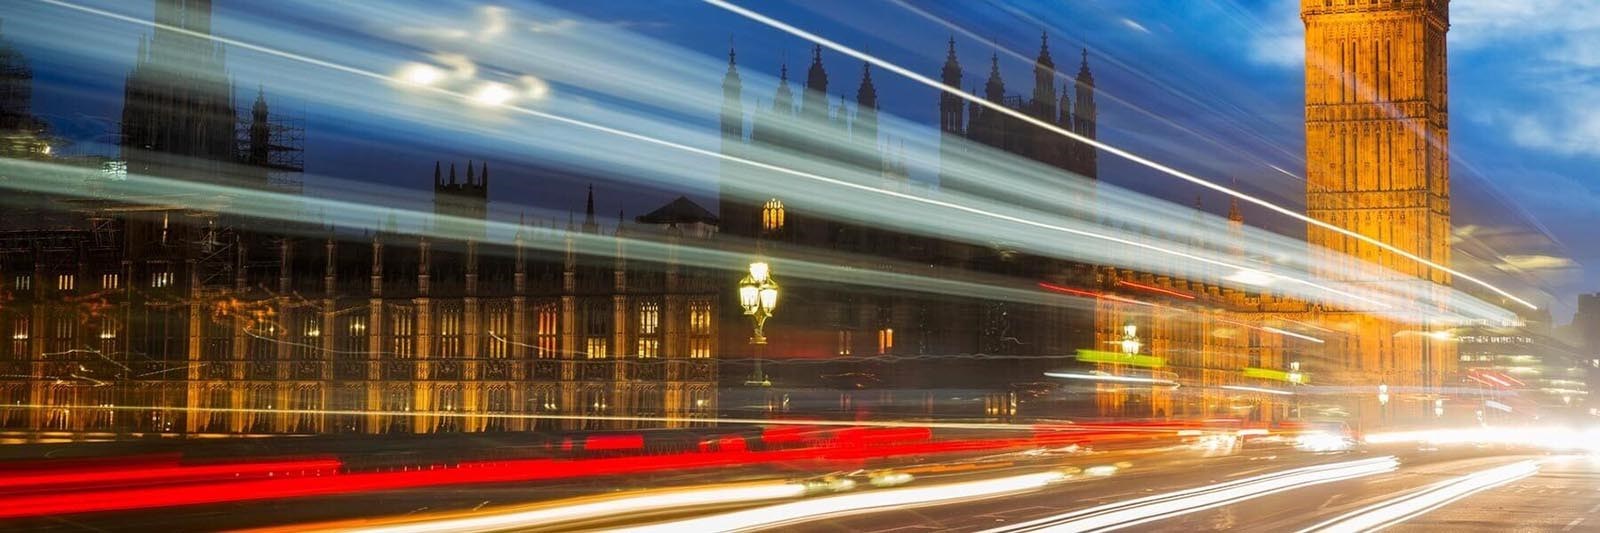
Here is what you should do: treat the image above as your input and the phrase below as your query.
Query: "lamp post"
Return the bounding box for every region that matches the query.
[1119,322,1141,418]
[1119,323,1141,357]
[1288,361,1303,420]
[1377,383,1390,426]
[739,261,779,387]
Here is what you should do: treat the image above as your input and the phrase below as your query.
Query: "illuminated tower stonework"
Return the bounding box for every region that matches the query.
[1302,0,1453,402]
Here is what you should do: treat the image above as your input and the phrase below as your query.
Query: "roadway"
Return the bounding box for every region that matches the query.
[6,443,1597,532]
[788,447,1591,532]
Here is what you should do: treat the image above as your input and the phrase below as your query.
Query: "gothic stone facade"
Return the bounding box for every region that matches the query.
[0,184,721,438]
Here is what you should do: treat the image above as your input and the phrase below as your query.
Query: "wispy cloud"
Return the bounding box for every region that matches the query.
[1244,0,1302,68]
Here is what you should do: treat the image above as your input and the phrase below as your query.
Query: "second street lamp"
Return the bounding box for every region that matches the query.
[739,261,779,386]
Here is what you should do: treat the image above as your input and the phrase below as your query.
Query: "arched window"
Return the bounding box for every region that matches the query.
[761,198,785,233]
[636,301,661,358]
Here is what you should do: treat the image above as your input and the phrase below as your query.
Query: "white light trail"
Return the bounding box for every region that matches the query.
[330,482,808,533]
[616,471,1068,532]
[1298,460,1538,533]
[1362,427,1600,453]
[982,456,1399,532]
[1262,326,1327,344]
[1225,269,1275,287]
[702,0,1538,312]
[1220,385,1294,396]
[1044,372,1178,387]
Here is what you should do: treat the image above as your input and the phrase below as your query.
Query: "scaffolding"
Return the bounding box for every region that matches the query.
[238,102,305,194]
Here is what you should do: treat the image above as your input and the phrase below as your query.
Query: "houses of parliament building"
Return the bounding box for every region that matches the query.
[5,0,1469,439]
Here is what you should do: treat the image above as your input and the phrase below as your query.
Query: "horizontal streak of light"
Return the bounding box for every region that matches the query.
[0,404,1172,434]
[704,0,1536,311]
[615,471,1068,532]
[0,456,342,492]
[37,0,1421,318]
[982,456,1400,532]
[1044,372,1177,386]
[1220,385,1295,396]
[1037,282,1327,344]
[1262,326,1327,344]
[1117,280,1196,300]
[309,482,809,533]
[1297,460,1538,533]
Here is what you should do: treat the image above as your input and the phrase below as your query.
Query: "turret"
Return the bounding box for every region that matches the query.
[1031,32,1057,120]
[938,36,963,135]
[984,52,1005,103]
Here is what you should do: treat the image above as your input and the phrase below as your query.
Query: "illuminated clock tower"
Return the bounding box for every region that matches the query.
[1302,0,1454,409]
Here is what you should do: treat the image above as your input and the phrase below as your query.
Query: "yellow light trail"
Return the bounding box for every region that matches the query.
[702,0,1538,312]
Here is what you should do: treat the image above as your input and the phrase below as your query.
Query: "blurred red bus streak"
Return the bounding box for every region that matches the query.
[0,456,342,494]
[0,428,1135,518]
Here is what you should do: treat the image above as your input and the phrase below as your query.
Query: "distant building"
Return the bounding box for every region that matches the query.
[0,20,51,158]
[1576,293,1600,357]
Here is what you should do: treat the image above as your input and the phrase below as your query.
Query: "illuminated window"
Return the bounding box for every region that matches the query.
[586,337,609,359]
[98,318,118,356]
[10,318,30,357]
[838,330,853,356]
[294,313,322,360]
[762,198,786,232]
[533,389,559,412]
[436,306,462,358]
[151,271,172,288]
[584,301,610,359]
[877,328,894,354]
[338,314,366,355]
[536,302,559,359]
[388,309,414,359]
[638,302,660,335]
[484,303,510,359]
[101,273,119,290]
[636,301,660,358]
[56,274,74,291]
[688,388,713,414]
[688,300,712,359]
[13,275,29,291]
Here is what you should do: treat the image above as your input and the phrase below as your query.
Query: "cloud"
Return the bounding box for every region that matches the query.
[1445,0,1600,159]
[1452,0,1600,48]
[1244,0,1303,67]
[1120,18,1151,35]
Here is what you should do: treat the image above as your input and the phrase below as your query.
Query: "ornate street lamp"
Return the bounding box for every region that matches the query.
[739,262,780,344]
[739,262,779,386]
[1119,323,1141,357]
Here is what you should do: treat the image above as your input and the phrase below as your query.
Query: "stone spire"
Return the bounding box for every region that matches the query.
[985,52,1005,103]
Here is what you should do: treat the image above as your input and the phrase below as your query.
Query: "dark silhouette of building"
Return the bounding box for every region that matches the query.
[0,20,50,158]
